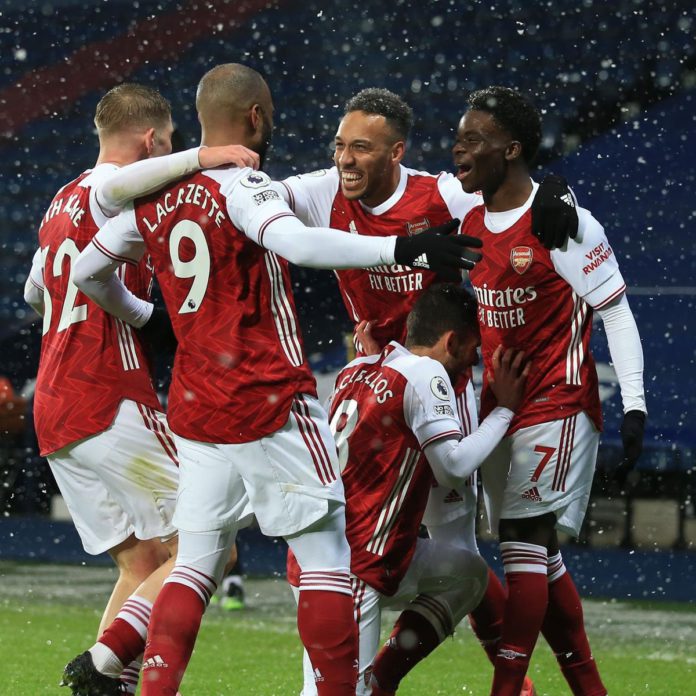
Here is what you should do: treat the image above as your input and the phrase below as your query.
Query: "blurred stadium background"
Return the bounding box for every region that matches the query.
[1,0,695,602]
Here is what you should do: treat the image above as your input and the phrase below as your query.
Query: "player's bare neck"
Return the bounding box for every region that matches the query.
[485,169,532,212]
[360,165,401,209]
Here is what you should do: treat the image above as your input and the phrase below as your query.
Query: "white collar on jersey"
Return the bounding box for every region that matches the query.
[484,179,539,234]
[359,164,408,216]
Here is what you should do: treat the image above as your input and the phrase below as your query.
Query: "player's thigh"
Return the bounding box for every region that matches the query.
[503,411,600,536]
[94,400,179,541]
[392,538,486,600]
[229,394,345,538]
[172,435,251,533]
[48,445,133,555]
[352,579,383,696]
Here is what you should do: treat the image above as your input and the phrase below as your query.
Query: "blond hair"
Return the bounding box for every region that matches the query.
[94,83,171,135]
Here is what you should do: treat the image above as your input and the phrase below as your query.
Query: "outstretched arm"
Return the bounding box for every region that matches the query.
[96,145,260,217]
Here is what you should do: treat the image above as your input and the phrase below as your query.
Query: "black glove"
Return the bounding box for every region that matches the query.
[139,305,178,354]
[614,410,646,486]
[394,218,482,277]
[620,410,646,468]
[531,174,579,249]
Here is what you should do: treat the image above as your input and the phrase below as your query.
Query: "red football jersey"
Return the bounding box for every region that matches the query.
[34,167,160,456]
[281,166,482,352]
[329,342,462,595]
[464,186,626,434]
[95,168,317,444]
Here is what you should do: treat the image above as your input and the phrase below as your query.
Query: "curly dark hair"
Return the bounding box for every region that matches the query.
[406,284,478,347]
[467,86,542,164]
[344,88,413,141]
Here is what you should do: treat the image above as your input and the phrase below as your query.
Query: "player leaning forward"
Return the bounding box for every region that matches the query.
[454,86,647,696]
[307,283,530,696]
[73,63,478,696]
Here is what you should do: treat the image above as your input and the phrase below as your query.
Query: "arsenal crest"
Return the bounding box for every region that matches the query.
[510,246,533,274]
[406,218,430,236]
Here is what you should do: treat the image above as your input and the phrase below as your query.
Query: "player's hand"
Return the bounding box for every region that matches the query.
[487,345,530,412]
[394,218,482,276]
[531,174,578,249]
[355,320,380,356]
[613,410,646,488]
[139,305,178,354]
[620,410,646,469]
[198,145,260,171]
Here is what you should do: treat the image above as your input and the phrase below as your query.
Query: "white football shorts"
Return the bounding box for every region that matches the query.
[172,394,345,537]
[421,474,478,552]
[48,399,179,555]
[481,411,600,537]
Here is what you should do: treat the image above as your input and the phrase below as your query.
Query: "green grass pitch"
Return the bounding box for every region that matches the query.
[1,562,693,694]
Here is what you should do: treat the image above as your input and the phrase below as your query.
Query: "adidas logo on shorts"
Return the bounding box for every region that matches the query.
[521,486,542,502]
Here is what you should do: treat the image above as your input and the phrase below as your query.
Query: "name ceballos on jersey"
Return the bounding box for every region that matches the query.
[472,282,538,329]
[335,366,395,404]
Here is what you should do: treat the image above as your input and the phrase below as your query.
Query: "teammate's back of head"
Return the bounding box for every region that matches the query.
[405,283,478,348]
[94,83,171,137]
[196,63,271,127]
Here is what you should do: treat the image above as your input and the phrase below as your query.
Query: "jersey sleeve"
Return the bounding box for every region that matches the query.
[91,204,146,265]
[279,168,340,227]
[550,207,626,309]
[225,168,395,268]
[403,358,463,448]
[437,172,483,221]
[223,168,299,245]
[86,163,120,228]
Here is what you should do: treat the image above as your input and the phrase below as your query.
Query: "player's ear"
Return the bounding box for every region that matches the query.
[443,329,458,357]
[249,104,263,133]
[144,127,156,157]
[506,140,523,162]
[392,140,406,165]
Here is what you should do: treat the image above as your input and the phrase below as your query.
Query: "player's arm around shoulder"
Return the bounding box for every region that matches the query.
[93,145,260,220]
[73,206,152,328]
[279,166,340,227]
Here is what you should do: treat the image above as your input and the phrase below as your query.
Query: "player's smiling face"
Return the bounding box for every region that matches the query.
[452,110,511,196]
[333,111,404,208]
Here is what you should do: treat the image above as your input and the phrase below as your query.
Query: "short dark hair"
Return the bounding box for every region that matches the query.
[467,86,541,164]
[95,83,171,135]
[406,284,478,347]
[344,88,413,141]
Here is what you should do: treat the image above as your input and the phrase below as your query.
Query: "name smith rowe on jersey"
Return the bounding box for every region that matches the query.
[472,282,538,329]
